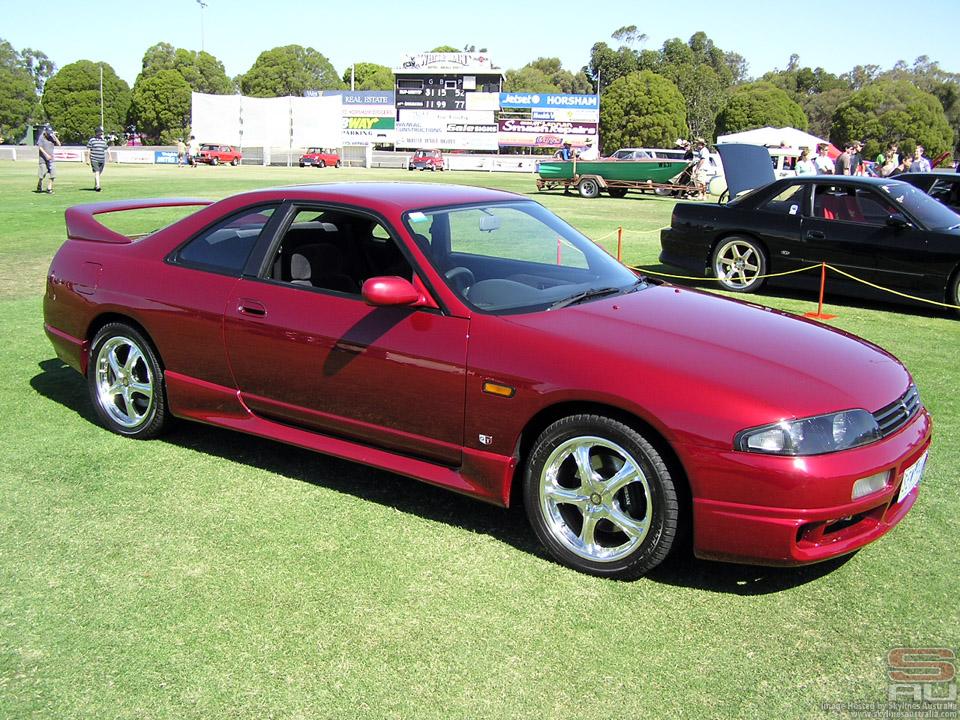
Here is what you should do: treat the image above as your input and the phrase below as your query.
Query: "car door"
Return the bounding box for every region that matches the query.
[797,182,891,284]
[222,205,468,466]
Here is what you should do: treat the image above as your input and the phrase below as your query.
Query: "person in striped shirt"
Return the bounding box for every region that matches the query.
[87,127,108,192]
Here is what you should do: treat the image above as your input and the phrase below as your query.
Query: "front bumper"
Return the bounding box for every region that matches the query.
[690,409,932,565]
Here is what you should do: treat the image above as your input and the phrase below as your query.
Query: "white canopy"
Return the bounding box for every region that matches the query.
[716,126,829,151]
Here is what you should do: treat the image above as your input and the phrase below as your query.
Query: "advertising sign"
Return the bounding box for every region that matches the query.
[499,93,599,109]
[498,119,597,136]
[344,117,395,130]
[53,147,85,162]
[320,90,395,117]
[155,151,179,164]
[396,52,495,73]
[116,150,158,164]
[531,108,599,122]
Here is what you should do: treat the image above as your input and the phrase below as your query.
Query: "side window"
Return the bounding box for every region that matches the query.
[266,208,411,294]
[813,185,895,224]
[173,205,277,275]
[758,184,805,215]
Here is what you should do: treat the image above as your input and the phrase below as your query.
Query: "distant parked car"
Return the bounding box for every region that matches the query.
[197,144,242,166]
[896,172,960,213]
[408,149,444,171]
[299,148,341,168]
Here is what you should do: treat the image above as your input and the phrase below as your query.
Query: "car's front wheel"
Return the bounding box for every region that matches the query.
[318,160,326,168]
[210,157,219,166]
[949,269,960,317]
[523,415,679,579]
[88,323,168,439]
[335,160,341,168]
[231,157,239,166]
[712,236,767,292]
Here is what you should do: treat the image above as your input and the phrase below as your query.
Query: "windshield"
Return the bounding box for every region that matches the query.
[403,200,642,314]
[877,180,960,230]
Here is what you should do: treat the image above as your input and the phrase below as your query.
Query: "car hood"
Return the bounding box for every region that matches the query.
[716,143,776,198]
[502,284,909,423]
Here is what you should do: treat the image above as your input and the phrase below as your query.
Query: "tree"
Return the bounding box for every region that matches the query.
[583,41,639,93]
[715,82,808,137]
[130,69,192,144]
[662,63,724,141]
[342,62,394,91]
[599,71,687,153]
[505,58,592,95]
[41,60,131,143]
[19,48,56,94]
[761,57,852,138]
[0,39,38,142]
[240,45,343,97]
[139,42,234,94]
[830,79,954,160]
[429,45,460,53]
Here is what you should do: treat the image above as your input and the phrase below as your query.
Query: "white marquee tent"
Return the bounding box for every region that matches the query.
[716,126,832,151]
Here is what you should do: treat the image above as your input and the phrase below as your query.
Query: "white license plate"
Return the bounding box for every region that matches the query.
[898,451,928,503]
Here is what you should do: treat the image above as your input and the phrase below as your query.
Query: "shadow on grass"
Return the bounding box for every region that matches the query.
[33,356,851,594]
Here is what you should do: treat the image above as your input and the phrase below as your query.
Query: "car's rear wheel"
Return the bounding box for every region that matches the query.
[578,178,600,198]
[712,236,767,292]
[231,157,239,166]
[335,160,341,168]
[88,323,168,439]
[210,157,219,166]
[949,269,960,317]
[523,415,679,579]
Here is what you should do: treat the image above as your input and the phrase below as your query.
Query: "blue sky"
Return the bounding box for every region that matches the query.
[4,0,958,86]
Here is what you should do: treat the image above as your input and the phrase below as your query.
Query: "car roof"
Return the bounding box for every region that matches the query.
[215,182,522,212]
[899,172,960,180]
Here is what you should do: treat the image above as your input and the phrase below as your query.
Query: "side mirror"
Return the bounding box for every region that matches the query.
[361,276,422,307]
[886,213,913,230]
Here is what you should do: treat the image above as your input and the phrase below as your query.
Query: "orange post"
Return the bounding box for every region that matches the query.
[557,236,562,265]
[803,263,838,320]
[617,226,623,262]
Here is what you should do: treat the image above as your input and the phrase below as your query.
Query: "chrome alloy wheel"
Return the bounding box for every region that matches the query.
[94,336,155,429]
[714,239,762,290]
[539,435,652,563]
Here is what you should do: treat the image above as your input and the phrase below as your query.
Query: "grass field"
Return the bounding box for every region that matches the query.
[1,161,957,719]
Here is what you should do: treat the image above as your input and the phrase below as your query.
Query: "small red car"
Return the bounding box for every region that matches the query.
[197,144,242,166]
[299,148,341,168]
[408,149,444,171]
[43,184,931,579]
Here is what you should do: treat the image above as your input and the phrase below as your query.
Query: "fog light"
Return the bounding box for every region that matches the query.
[852,471,891,500]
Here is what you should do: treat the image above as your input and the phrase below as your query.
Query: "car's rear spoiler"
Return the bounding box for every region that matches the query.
[64,198,213,244]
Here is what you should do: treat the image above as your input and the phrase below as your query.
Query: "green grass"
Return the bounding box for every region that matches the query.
[1,161,957,719]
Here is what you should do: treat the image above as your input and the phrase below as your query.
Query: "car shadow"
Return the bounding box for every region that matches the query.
[32,357,855,593]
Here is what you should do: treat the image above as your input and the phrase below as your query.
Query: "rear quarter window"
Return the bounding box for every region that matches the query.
[172,205,278,275]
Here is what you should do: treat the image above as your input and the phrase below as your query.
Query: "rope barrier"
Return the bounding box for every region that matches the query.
[633,264,822,282]
[824,264,960,310]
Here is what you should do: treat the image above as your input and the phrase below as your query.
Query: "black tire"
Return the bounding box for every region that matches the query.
[949,269,960,318]
[210,157,219,166]
[523,414,679,579]
[711,236,767,293]
[299,162,305,168]
[231,158,239,166]
[335,160,341,168]
[318,160,326,168]
[578,178,600,199]
[87,323,169,439]
[607,187,629,198]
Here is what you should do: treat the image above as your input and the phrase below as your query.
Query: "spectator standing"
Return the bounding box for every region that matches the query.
[795,148,816,175]
[876,143,899,177]
[177,137,187,167]
[87,126,108,192]
[834,143,854,175]
[890,155,913,176]
[188,135,200,167]
[813,143,834,174]
[578,138,598,160]
[851,141,864,175]
[908,145,932,173]
[36,125,61,193]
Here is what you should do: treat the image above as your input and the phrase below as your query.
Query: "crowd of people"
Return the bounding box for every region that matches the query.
[793,140,934,177]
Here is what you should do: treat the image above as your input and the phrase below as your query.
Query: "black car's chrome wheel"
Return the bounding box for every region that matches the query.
[524,415,679,579]
[88,323,168,439]
[712,236,767,292]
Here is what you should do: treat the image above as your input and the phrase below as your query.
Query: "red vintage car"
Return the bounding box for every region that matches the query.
[43,184,931,579]
[299,148,341,168]
[408,149,444,171]
[197,144,242,166]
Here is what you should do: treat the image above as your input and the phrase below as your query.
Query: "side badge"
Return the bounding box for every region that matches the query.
[478,434,493,446]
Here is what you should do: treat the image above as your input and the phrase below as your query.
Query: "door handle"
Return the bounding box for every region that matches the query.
[806,230,826,240]
[238,299,266,317]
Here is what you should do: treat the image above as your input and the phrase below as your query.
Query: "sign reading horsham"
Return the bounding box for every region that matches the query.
[499,93,599,109]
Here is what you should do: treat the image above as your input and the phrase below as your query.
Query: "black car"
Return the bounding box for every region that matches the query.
[659,145,960,314]
[896,172,960,213]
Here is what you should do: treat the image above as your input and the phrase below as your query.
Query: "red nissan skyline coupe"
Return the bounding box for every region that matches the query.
[43,183,931,579]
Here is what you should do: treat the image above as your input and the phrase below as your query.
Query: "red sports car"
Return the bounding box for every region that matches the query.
[299,148,341,168]
[43,184,931,579]
[197,144,242,166]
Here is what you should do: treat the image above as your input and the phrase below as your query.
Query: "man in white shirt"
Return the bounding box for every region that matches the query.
[578,138,599,161]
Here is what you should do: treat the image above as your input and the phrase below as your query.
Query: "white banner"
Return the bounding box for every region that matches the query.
[291,96,342,148]
[531,108,599,122]
[115,150,157,164]
[53,147,85,162]
[191,93,242,145]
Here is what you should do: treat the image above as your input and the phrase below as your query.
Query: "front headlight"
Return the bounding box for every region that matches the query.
[735,409,881,456]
